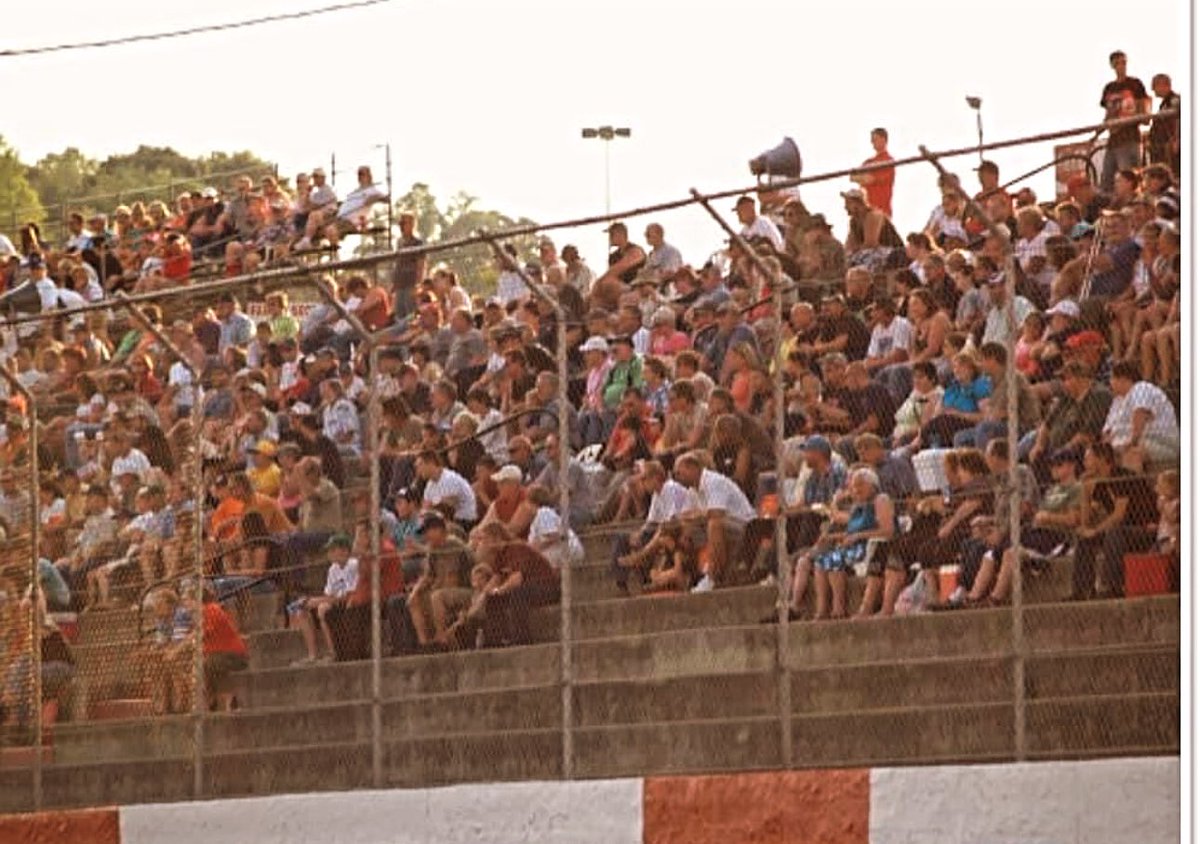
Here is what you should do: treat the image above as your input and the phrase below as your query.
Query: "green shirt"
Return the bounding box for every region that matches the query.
[602,356,644,409]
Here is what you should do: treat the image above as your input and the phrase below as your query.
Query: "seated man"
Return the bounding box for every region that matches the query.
[672,450,757,592]
[612,459,699,595]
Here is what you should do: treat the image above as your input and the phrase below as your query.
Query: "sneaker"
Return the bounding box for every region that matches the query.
[316,654,334,664]
[948,586,967,606]
[290,656,316,667]
[691,575,714,594]
[759,574,777,588]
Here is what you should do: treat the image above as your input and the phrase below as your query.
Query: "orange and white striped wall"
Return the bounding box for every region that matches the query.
[0,757,1178,844]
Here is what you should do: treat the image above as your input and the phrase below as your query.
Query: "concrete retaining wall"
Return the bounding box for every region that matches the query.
[0,757,1178,844]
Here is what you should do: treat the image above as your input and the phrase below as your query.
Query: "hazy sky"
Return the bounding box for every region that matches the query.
[1,0,1190,267]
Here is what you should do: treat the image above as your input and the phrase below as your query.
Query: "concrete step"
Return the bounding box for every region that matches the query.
[1026,692,1179,756]
[235,643,562,710]
[1025,646,1179,700]
[233,596,1179,712]
[6,690,1180,812]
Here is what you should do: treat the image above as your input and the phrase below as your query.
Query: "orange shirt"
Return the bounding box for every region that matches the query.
[245,493,294,535]
[863,152,895,218]
[210,498,246,541]
[202,602,247,656]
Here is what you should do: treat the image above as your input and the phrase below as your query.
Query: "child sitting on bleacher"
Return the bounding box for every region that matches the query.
[287,533,358,665]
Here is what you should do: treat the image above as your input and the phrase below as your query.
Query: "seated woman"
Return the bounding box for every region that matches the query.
[918,352,991,449]
[801,468,896,620]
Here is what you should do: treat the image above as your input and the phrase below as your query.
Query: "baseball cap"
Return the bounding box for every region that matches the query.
[200,187,219,199]
[1065,330,1105,350]
[579,336,610,354]
[1049,446,1081,466]
[802,435,833,458]
[1069,222,1095,241]
[1046,300,1080,320]
[393,487,420,505]
[249,439,277,457]
[840,188,867,203]
[491,464,523,484]
[323,533,353,551]
[289,401,313,415]
[732,195,756,210]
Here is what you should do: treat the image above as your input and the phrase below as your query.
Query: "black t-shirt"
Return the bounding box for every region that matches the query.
[1092,468,1158,529]
[1150,92,1181,152]
[818,314,871,361]
[608,243,646,284]
[1100,78,1148,144]
[847,383,896,437]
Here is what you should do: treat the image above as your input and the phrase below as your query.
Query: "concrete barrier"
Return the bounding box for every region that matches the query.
[0,757,1177,843]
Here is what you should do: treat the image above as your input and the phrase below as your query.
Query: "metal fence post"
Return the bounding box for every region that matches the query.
[0,368,42,808]
[919,146,1026,761]
[689,189,794,768]
[112,292,209,791]
[306,276,382,784]
[478,230,574,778]
[367,341,383,787]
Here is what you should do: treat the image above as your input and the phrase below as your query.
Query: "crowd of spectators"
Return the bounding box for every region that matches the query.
[0,52,1184,723]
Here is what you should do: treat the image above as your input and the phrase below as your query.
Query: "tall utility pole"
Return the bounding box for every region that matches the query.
[580,126,631,215]
[966,96,984,162]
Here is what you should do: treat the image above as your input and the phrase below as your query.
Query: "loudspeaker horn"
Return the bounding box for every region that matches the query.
[749,137,802,180]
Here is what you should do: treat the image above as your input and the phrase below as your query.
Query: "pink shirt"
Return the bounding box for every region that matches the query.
[585,359,613,411]
[651,330,691,357]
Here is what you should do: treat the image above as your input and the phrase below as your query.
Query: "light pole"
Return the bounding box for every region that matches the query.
[966,96,984,163]
[581,125,631,215]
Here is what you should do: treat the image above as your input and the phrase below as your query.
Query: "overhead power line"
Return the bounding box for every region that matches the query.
[0,0,393,58]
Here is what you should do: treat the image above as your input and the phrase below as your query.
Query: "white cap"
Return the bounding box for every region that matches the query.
[200,187,218,199]
[290,401,313,415]
[1046,300,1081,320]
[579,336,610,354]
[491,464,523,484]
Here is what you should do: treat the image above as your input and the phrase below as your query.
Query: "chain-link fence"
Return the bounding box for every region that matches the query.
[0,108,1179,811]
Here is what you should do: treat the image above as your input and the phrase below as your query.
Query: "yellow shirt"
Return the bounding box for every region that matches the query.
[247,463,282,498]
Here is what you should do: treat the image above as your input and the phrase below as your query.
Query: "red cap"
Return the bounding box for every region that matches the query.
[1065,330,1105,349]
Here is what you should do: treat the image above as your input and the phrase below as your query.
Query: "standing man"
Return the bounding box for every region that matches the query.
[852,127,895,218]
[1148,73,1181,178]
[1099,51,1150,192]
[391,210,426,322]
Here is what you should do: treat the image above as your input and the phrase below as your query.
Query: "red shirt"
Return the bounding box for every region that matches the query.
[496,543,558,587]
[863,152,895,218]
[203,602,248,657]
